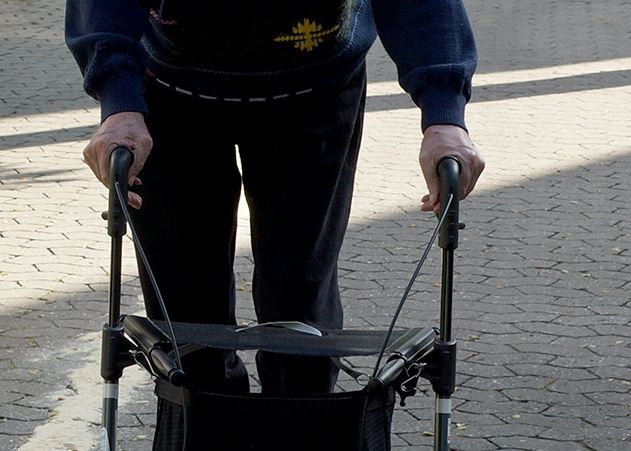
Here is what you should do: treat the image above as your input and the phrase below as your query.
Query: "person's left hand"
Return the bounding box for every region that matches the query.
[419,124,485,214]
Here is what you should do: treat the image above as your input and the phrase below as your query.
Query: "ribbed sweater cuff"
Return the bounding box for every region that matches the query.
[416,86,468,133]
[97,73,147,123]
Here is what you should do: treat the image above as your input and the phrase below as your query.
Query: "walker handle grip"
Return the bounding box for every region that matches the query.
[123,315,186,386]
[108,147,134,238]
[437,157,460,250]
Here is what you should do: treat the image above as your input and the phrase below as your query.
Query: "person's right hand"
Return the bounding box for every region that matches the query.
[83,111,153,209]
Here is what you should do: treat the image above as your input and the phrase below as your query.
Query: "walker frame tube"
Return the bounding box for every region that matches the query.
[101,147,134,451]
[434,157,461,450]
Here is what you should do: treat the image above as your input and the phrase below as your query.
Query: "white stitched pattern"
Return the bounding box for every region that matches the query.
[150,76,311,103]
[174,87,193,95]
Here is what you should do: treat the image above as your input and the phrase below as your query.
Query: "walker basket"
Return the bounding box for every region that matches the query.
[153,380,396,451]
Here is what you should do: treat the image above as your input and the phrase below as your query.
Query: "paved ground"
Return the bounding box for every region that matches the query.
[1,0,630,450]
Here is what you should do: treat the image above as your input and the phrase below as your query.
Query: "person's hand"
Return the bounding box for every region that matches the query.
[419,124,485,214]
[83,112,153,209]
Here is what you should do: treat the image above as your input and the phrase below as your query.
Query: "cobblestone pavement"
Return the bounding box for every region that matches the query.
[1,0,630,450]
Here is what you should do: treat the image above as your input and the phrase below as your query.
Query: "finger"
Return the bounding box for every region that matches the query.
[96,145,115,187]
[421,203,439,213]
[128,137,152,183]
[420,192,434,208]
[128,191,143,209]
[467,159,485,196]
[427,175,440,208]
[127,174,142,186]
[459,163,472,200]
[82,146,100,180]
[86,131,115,187]
[82,156,99,181]
[460,155,485,200]
[129,157,145,181]
[421,190,441,213]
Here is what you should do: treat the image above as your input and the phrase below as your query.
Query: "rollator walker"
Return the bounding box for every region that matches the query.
[99,147,464,451]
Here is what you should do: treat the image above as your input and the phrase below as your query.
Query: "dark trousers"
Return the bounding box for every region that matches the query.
[130,65,367,396]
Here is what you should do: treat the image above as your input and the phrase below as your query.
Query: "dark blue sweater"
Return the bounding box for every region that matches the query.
[65,0,477,130]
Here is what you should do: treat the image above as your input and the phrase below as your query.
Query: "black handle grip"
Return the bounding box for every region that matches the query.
[107,147,134,238]
[124,315,170,352]
[150,348,186,386]
[123,315,186,386]
[437,157,460,250]
[372,328,437,387]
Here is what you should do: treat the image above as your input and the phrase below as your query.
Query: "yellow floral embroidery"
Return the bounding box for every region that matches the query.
[274,19,340,52]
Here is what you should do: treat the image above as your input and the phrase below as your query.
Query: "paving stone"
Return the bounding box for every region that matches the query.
[490,436,588,451]
[587,439,631,451]
[0,405,49,422]
[0,435,27,451]
[0,418,37,436]
[462,375,553,391]
[450,437,500,450]
[506,363,597,381]
[501,388,593,406]
[467,352,554,366]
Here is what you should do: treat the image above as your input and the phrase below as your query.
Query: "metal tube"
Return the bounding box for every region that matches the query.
[434,395,452,450]
[101,147,133,451]
[102,382,119,450]
[433,157,460,450]
[439,249,454,342]
[108,236,123,327]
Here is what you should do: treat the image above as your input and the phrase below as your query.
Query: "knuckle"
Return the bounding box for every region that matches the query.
[91,133,107,148]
